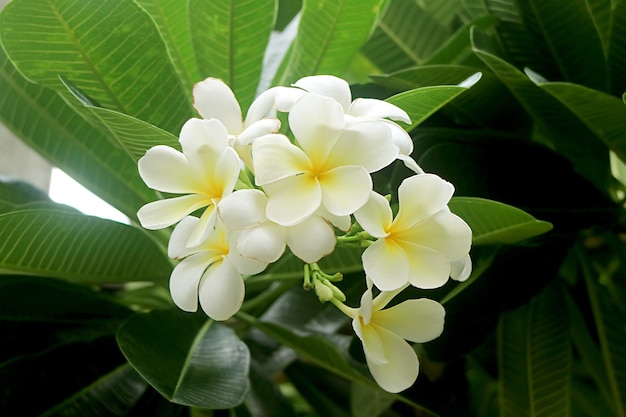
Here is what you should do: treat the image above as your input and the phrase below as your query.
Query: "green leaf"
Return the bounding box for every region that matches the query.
[0,209,170,283]
[117,309,250,408]
[274,0,385,85]
[514,0,607,90]
[608,0,626,96]
[350,380,396,417]
[42,364,148,417]
[385,80,478,130]
[89,106,180,161]
[539,82,626,163]
[472,32,612,192]
[135,0,202,93]
[189,0,277,111]
[497,283,572,417]
[361,0,451,73]
[0,275,131,322]
[0,47,155,219]
[449,197,553,245]
[583,252,626,417]
[0,0,193,134]
[0,178,51,206]
[585,0,612,55]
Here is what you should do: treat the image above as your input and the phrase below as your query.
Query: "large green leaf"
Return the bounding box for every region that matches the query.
[361,0,452,73]
[514,0,607,90]
[0,47,155,220]
[189,0,277,111]
[0,275,131,322]
[449,197,552,245]
[497,283,571,417]
[584,251,626,417]
[472,32,612,192]
[117,309,250,408]
[539,82,626,163]
[135,0,202,93]
[274,0,385,85]
[89,106,180,161]
[385,80,478,130]
[0,0,193,134]
[0,209,170,283]
[608,0,626,96]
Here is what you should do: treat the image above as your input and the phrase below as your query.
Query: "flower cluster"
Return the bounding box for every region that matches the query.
[136,75,472,393]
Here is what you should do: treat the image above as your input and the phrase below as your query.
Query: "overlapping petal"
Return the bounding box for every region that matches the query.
[237,223,286,263]
[393,174,455,230]
[286,215,336,263]
[193,78,243,134]
[319,166,372,216]
[252,134,312,185]
[138,146,205,193]
[348,98,411,123]
[403,243,451,289]
[362,239,410,291]
[263,174,321,226]
[293,75,352,111]
[137,194,208,230]
[198,260,245,321]
[373,298,445,343]
[354,192,392,238]
[168,252,207,312]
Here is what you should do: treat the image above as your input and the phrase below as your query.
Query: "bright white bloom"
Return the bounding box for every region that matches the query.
[168,216,267,321]
[339,285,445,393]
[137,118,240,247]
[354,174,472,291]
[252,93,398,226]
[193,77,280,167]
[249,75,421,173]
[218,189,336,263]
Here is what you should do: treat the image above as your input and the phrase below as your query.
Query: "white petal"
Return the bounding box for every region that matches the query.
[237,118,281,146]
[137,194,208,230]
[316,205,351,231]
[168,216,201,259]
[450,255,472,282]
[198,260,245,321]
[286,215,336,263]
[406,211,472,260]
[325,121,397,173]
[179,118,229,165]
[404,243,451,289]
[365,324,419,393]
[212,147,241,195]
[237,223,286,263]
[348,98,411,124]
[354,192,392,238]
[192,78,243,134]
[398,154,424,175]
[353,316,387,365]
[288,93,344,159]
[294,75,352,112]
[373,298,445,343]
[218,189,268,230]
[263,174,322,226]
[386,121,413,155]
[138,146,204,193]
[319,166,372,216]
[394,174,455,230]
[362,239,410,291]
[186,203,218,247]
[169,252,209,312]
[252,134,312,185]
[245,86,303,123]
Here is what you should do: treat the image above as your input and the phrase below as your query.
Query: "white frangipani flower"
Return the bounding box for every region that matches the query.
[168,216,267,321]
[218,189,336,263]
[137,118,241,246]
[337,285,445,393]
[252,93,398,226]
[354,174,472,291]
[193,77,280,167]
[248,74,422,173]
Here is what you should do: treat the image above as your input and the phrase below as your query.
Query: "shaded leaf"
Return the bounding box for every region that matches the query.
[42,364,148,417]
[539,82,626,163]
[189,0,277,111]
[0,210,170,283]
[497,282,572,417]
[514,0,607,90]
[117,309,250,408]
[0,47,155,219]
[274,0,385,85]
[361,0,451,73]
[449,197,552,245]
[608,0,626,96]
[472,30,612,192]
[0,178,50,205]
[0,0,193,134]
